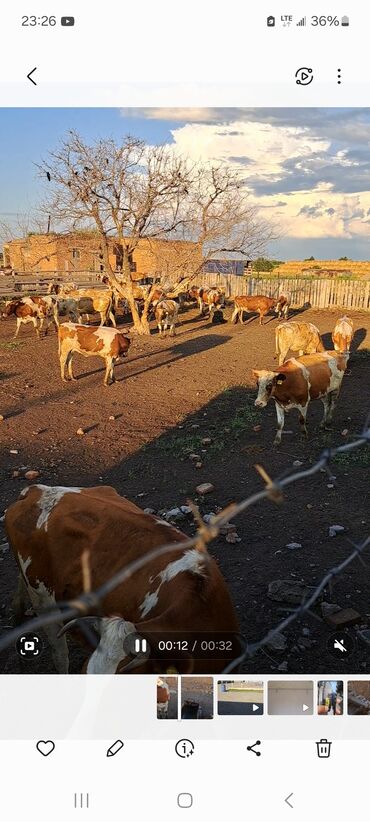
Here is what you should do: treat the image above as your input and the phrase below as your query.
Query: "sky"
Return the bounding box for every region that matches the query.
[0,107,369,260]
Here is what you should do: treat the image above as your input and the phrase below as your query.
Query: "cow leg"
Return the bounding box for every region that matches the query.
[108,309,117,328]
[60,344,71,381]
[169,319,176,337]
[21,578,69,673]
[157,320,163,337]
[104,356,114,386]
[298,404,308,438]
[13,318,21,338]
[320,391,338,429]
[198,298,203,315]
[273,403,285,445]
[209,304,215,321]
[67,352,77,381]
[163,316,169,336]
[231,306,239,324]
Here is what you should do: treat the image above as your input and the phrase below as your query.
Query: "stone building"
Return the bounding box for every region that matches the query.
[3,232,203,281]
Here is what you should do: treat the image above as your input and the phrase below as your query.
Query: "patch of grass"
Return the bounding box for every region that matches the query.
[0,340,25,350]
[333,448,370,468]
[153,399,259,457]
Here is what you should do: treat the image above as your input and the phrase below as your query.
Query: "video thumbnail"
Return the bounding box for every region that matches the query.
[317,680,344,715]
[348,681,370,715]
[181,677,214,719]
[0,107,369,675]
[217,680,264,715]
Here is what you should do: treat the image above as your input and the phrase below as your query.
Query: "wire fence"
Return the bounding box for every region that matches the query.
[0,419,369,671]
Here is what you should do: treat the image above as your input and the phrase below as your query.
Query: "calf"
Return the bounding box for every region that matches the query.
[231,295,276,326]
[2,296,57,338]
[5,484,239,674]
[253,351,348,445]
[155,299,179,337]
[188,286,225,319]
[58,322,130,386]
[55,285,116,327]
[275,320,324,366]
[332,316,354,353]
[275,292,291,320]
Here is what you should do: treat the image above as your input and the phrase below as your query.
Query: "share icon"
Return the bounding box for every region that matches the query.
[247,740,262,756]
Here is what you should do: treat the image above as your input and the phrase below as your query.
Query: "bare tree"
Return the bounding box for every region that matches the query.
[38,131,277,334]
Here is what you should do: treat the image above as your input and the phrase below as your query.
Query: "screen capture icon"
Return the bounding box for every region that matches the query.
[16,633,42,659]
[267,16,275,27]
[295,67,314,85]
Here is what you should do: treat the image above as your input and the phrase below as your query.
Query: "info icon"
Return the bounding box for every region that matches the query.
[16,633,43,659]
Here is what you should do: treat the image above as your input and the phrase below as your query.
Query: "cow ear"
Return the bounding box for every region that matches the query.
[252,369,260,379]
[275,373,287,385]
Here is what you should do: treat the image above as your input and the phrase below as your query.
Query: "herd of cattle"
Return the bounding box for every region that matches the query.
[1,281,357,674]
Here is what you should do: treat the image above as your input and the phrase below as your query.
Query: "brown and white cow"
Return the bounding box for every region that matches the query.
[275,292,291,320]
[332,316,354,353]
[55,285,116,327]
[5,484,239,674]
[157,677,171,718]
[155,299,179,337]
[275,320,324,366]
[231,295,277,326]
[2,296,58,338]
[58,322,130,386]
[253,351,348,445]
[188,285,225,319]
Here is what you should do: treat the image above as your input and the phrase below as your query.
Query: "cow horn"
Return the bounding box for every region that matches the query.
[57,616,101,639]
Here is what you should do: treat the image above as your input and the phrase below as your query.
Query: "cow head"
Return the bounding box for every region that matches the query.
[252,369,287,407]
[2,299,17,318]
[59,615,137,674]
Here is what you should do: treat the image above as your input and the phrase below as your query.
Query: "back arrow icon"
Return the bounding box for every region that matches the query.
[285,792,294,809]
[27,67,37,85]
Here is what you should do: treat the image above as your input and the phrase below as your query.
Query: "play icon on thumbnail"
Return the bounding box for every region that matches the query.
[268,681,314,715]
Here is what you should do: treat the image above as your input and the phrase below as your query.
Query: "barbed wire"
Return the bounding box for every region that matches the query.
[0,419,369,669]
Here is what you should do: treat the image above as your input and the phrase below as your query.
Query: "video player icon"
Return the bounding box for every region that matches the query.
[295,67,313,85]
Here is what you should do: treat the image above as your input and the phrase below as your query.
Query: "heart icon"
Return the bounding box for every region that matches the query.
[36,740,55,757]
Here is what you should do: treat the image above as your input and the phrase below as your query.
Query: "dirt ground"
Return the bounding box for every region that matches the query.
[0,302,369,675]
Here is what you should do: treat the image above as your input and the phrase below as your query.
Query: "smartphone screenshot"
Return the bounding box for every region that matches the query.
[0,3,369,819]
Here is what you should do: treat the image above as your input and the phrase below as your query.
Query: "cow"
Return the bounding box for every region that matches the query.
[157,677,171,718]
[252,351,348,445]
[332,316,354,353]
[275,320,324,366]
[5,484,240,674]
[54,284,116,327]
[58,322,130,386]
[231,295,277,326]
[275,292,291,320]
[155,299,179,337]
[188,285,225,319]
[2,296,58,338]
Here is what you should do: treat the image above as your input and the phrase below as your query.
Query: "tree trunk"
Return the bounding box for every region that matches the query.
[108,246,152,335]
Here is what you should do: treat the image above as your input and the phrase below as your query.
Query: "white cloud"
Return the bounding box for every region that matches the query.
[164,118,370,240]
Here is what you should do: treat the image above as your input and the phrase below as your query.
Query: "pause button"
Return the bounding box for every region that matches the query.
[135,638,147,653]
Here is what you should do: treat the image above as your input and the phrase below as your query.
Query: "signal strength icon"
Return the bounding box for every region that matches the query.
[296,16,306,26]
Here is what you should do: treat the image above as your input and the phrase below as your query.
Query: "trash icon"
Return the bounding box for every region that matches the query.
[316,738,332,758]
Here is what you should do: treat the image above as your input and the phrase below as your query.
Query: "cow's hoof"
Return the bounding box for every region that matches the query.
[273,438,281,447]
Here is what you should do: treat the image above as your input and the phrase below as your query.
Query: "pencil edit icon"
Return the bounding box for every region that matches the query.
[106,740,124,758]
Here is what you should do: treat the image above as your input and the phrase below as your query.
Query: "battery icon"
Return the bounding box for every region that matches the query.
[341,15,349,26]
[61,16,75,26]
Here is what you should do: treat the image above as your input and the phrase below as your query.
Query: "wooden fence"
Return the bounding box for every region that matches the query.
[196,273,370,312]
[1,270,370,311]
